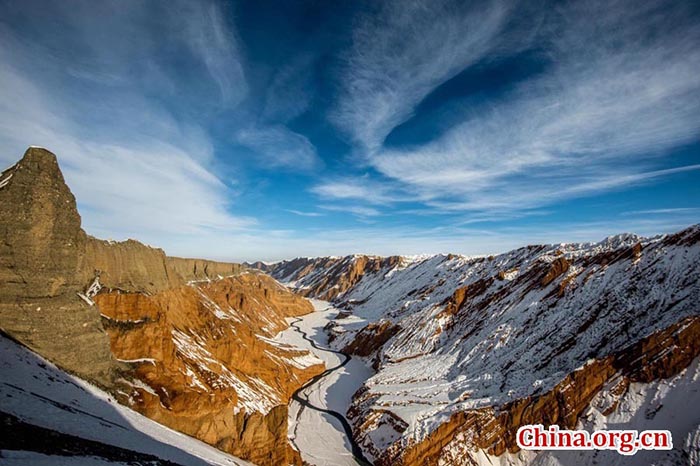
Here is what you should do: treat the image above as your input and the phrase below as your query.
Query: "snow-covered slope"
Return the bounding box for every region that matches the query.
[265,225,700,465]
[0,332,252,466]
[445,357,700,466]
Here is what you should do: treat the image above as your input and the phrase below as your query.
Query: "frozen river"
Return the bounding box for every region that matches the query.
[275,300,373,466]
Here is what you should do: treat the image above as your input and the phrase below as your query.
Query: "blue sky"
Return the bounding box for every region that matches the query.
[0,0,698,262]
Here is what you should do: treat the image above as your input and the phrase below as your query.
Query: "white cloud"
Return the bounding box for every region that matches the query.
[319,204,381,217]
[621,207,700,217]
[331,0,511,151]
[262,54,315,122]
[235,125,320,171]
[287,209,324,217]
[311,176,403,205]
[0,1,253,243]
[353,0,700,212]
[173,0,248,105]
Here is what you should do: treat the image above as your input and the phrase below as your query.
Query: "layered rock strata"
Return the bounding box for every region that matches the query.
[0,147,115,384]
[259,255,404,301]
[96,272,323,465]
[167,256,245,283]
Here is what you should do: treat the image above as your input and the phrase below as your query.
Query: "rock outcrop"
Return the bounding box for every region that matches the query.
[257,255,404,301]
[0,147,323,465]
[376,315,700,466]
[540,256,570,286]
[0,148,247,386]
[343,320,401,358]
[0,147,115,385]
[82,238,181,294]
[167,257,245,283]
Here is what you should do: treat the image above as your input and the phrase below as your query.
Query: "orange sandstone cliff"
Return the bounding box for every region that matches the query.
[96,272,323,465]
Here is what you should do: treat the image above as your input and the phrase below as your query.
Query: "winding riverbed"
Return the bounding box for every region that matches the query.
[275,300,373,466]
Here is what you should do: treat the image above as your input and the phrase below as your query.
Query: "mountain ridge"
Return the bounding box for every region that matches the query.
[259,225,700,465]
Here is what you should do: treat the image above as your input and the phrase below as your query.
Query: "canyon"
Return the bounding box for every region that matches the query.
[2,146,699,466]
[263,228,700,465]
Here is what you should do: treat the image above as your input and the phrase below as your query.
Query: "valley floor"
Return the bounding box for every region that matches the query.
[276,300,373,466]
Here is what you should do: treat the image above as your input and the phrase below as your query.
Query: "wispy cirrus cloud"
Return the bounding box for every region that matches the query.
[621,207,700,217]
[327,0,700,215]
[0,0,696,261]
[319,204,381,218]
[235,125,320,171]
[331,0,512,152]
[311,176,404,205]
[0,0,254,243]
[234,54,320,172]
[287,209,324,217]
[173,0,248,105]
[261,53,315,123]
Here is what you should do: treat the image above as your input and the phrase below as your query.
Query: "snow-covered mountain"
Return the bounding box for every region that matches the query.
[3,146,698,465]
[261,225,700,465]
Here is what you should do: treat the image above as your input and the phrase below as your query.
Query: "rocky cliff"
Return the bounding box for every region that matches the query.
[0,331,254,466]
[82,238,181,294]
[0,147,115,385]
[0,147,323,465]
[167,256,246,283]
[96,272,322,465]
[268,227,700,465]
[0,148,247,384]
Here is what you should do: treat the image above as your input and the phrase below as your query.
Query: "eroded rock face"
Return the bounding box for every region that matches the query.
[378,316,700,466]
[0,147,114,384]
[0,148,248,387]
[344,320,401,358]
[167,257,245,283]
[96,272,323,465]
[540,256,570,286]
[82,238,181,295]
